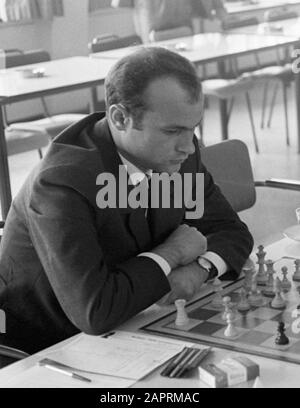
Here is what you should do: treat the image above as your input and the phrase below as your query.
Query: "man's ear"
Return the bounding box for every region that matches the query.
[109,105,130,131]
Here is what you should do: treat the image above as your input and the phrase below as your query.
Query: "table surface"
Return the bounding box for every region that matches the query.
[0,237,300,388]
[225,0,300,14]
[91,33,300,64]
[227,17,300,37]
[0,56,113,102]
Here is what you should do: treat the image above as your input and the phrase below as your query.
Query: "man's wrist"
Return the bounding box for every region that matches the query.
[152,245,179,270]
[198,257,218,282]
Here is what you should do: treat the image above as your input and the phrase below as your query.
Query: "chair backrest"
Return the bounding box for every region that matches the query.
[200,140,256,212]
[89,34,142,53]
[221,16,259,31]
[5,49,51,68]
[149,25,193,42]
[264,8,298,22]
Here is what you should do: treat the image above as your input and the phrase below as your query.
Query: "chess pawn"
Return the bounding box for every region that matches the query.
[263,260,276,297]
[224,311,239,338]
[281,266,292,292]
[222,296,232,320]
[242,258,256,293]
[211,281,224,310]
[256,245,267,286]
[275,322,289,346]
[175,299,189,326]
[237,287,251,312]
[293,259,300,282]
[271,278,286,309]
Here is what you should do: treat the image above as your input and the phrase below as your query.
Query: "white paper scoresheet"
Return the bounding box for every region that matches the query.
[43,331,195,380]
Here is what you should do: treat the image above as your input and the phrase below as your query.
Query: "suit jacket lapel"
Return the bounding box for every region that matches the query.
[93,119,152,251]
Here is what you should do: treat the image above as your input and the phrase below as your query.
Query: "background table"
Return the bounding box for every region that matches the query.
[91,32,300,153]
[0,56,114,220]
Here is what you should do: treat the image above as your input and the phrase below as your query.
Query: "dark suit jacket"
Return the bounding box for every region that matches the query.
[0,113,253,353]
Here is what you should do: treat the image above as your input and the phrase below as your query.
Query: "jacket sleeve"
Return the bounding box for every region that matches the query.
[27,167,170,336]
[184,141,254,280]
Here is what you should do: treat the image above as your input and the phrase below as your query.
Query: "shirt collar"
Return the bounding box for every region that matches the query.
[118,153,153,186]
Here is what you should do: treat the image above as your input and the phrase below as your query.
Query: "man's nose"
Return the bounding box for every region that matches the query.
[177,134,195,156]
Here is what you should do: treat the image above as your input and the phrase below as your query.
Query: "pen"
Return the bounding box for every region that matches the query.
[40,362,92,383]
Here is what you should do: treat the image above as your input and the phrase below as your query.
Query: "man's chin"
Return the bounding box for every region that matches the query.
[156,162,182,174]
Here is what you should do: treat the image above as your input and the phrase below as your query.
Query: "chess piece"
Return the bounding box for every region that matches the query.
[211,280,224,309]
[281,266,292,292]
[242,258,256,293]
[248,274,265,307]
[271,278,286,309]
[237,287,251,312]
[175,299,189,326]
[275,322,289,345]
[256,245,267,286]
[293,260,300,282]
[263,260,276,297]
[224,311,238,338]
[222,296,233,320]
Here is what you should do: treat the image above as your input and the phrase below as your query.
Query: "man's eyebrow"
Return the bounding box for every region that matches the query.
[161,120,202,131]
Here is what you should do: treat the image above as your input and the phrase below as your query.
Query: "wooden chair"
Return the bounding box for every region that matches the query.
[3,49,86,141]
[201,59,260,153]
[240,45,294,147]
[200,139,300,243]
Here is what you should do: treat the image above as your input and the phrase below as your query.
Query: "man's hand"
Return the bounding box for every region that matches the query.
[158,261,209,305]
[152,224,207,269]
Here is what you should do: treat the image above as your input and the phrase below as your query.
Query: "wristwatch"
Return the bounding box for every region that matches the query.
[198,257,218,282]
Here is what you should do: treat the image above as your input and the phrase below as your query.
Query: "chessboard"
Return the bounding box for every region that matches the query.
[141,246,300,365]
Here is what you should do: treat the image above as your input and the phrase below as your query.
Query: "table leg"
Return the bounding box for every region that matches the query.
[0,108,12,220]
[217,60,228,140]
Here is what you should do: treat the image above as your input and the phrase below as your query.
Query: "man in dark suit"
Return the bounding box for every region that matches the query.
[0,47,253,354]
[112,0,228,42]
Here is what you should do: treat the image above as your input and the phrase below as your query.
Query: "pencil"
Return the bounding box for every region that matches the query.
[160,347,190,377]
[169,348,199,378]
[174,347,211,378]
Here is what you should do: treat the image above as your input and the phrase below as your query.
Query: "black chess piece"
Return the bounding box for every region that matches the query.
[275,322,289,346]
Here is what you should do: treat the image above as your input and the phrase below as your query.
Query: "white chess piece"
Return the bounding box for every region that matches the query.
[175,299,189,326]
[248,274,265,307]
[224,311,238,338]
[211,281,224,309]
[222,296,232,320]
[293,260,300,282]
[271,278,286,309]
[263,260,276,297]
[281,266,292,292]
[237,288,251,312]
[256,245,268,286]
[242,258,256,293]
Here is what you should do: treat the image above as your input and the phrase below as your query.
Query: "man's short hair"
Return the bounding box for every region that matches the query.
[105,47,202,127]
